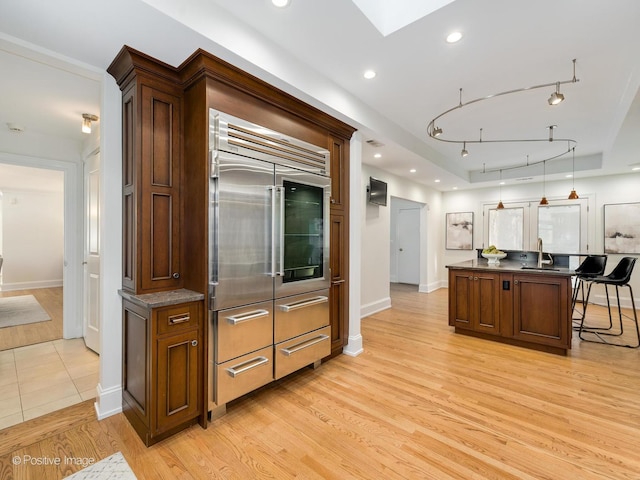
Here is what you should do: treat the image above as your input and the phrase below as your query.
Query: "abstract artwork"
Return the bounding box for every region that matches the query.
[603,202,640,254]
[446,212,473,250]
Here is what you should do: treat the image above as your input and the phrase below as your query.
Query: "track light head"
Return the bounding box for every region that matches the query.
[432,126,443,137]
[548,82,565,105]
[461,142,468,157]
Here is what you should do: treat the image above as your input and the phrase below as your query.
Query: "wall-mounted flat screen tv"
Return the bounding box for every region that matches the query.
[368,177,388,206]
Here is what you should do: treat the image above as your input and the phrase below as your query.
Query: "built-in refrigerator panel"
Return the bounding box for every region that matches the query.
[209,154,275,311]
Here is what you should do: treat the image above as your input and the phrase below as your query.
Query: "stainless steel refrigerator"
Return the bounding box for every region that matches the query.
[208,109,332,412]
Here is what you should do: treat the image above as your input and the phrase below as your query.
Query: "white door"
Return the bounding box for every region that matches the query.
[84,151,100,353]
[397,207,420,284]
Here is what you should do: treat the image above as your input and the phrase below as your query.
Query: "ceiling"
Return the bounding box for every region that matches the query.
[1,0,639,192]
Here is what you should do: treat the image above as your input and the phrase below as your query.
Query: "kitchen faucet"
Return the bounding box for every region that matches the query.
[537,237,553,267]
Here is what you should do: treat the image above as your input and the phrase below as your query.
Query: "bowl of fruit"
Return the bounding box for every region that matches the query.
[481,246,507,264]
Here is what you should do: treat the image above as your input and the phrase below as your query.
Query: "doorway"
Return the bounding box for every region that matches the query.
[390,197,424,287]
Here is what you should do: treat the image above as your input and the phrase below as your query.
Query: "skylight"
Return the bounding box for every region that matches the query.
[351,0,456,36]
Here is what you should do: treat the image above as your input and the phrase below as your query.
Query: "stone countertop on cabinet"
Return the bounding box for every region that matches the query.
[119,288,205,309]
[446,259,575,276]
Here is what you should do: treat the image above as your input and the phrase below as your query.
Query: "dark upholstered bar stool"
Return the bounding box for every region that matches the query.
[572,255,607,327]
[578,257,638,348]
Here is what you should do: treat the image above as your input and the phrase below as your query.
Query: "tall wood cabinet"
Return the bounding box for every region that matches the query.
[109,45,355,444]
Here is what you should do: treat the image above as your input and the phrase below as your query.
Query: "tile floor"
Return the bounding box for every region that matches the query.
[0,338,99,430]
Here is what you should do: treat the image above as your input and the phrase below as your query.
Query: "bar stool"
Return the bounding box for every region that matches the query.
[571,255,607,328]
[578,257,638,348]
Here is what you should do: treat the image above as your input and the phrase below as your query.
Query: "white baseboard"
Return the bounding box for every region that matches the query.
[361,296,391,318]
[419,281,445,293]
[589,293,638,311]
[343,334,364,357]
[1,279,63,291]
[94,382,123,420]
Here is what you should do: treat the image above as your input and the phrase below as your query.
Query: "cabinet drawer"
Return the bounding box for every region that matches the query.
[216,301,273,363]
[215,346,274,405]
[275,290,329,344]
[156,303,199,335]
[275,326,330,380]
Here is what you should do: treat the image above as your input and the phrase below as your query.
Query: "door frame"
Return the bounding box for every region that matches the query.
[0,152,83,338]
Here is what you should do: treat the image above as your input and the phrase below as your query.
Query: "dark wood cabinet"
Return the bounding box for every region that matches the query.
[122,297,203,446]
[111,51,183,295]
[329,214,348,356]
[448,269,500,335]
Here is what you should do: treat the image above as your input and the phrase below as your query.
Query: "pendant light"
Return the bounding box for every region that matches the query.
[497,170,504,209]
[568,147,579,199]
[540,160,549,205]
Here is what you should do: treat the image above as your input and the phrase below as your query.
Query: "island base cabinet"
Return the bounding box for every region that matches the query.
[448,267,572,354]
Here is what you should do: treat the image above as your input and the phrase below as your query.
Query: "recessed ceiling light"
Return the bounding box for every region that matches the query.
[453,187,458,190]
[446,31,463,43]
[499,181,506,185]
[435,179,441,183]
[409,168,416,173]
[272,0,290,7]
[374,153,382,159]
[565,174,573,178]
[363,70,376,80]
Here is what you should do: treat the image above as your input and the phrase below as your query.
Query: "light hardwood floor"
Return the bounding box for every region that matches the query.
[1,284,639,479]
[0,288,63,351]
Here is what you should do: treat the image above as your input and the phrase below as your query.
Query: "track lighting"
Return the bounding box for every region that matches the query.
[432,126,443,137]
[548,82,565,105]
[82,113,99,134]
[461,142,468,157]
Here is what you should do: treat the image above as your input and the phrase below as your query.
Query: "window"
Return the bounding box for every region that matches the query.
[483,198,588,253]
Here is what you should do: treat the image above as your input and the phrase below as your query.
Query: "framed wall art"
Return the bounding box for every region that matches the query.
[603,202,640,254]
[446,212,474,250]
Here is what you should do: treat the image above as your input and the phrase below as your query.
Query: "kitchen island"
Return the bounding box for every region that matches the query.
[447,256,574,355]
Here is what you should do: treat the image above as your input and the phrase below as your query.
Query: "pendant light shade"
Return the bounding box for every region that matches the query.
[497,201,505,210]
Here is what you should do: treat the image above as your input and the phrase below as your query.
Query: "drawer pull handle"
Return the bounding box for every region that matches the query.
[331,279,346,285]
[281,334,329,356]
[226,309,270,325]
[279,296,328,312]
[168,314,190,325]
[226,356,269,378]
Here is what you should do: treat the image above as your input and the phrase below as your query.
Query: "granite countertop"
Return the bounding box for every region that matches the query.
[446,258,575,276]
[119,288,205,308]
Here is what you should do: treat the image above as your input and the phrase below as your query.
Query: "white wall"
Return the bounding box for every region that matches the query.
[1,187,64,290]
[441,172,640,307]
[360,164,442,318]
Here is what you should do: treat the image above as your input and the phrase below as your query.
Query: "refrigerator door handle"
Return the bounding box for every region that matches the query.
[268,185,277,277]
[276,186,285,277]
[278,295,329,312]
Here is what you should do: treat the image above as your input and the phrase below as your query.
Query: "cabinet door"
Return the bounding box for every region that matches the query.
[474,272,500,334]
[512,274,570,348]
[139,84,182,292]
[329,135,348,210]
[449,270,474,328]
[156,329,199,432]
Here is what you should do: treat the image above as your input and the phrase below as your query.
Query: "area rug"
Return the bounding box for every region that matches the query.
[0,294,51,328]
[64,452,137,479]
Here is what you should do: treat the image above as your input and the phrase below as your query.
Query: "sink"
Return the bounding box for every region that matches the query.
[521,266,559,271]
